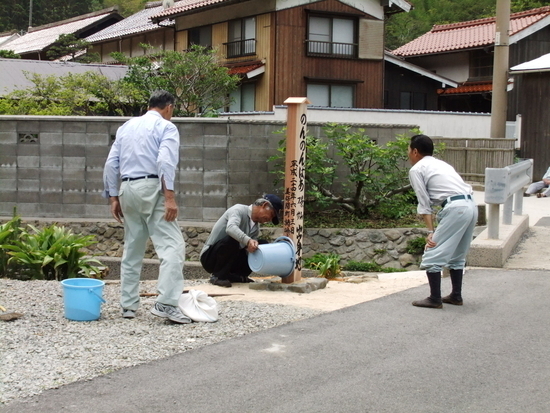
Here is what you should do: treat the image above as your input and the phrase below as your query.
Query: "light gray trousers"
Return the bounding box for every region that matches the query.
[119,178,185,310]
[526,181,550,196]
[420,198,478,273]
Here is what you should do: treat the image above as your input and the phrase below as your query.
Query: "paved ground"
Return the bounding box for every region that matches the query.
[4,268,550,413]
[3,191,550,412]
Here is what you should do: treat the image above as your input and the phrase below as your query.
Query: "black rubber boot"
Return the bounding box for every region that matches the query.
[412,271,442,308]
[442,269,464,305]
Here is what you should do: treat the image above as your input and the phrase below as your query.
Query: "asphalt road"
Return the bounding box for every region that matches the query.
[4,267,550,413]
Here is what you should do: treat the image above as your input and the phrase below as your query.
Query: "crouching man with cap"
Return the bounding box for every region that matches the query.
[200,194,283,288]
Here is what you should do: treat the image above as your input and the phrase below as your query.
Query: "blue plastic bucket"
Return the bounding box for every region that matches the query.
[248,236,296,278]
[61,278,106,321]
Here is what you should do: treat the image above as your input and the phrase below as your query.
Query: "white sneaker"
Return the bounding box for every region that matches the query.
[151,302,192,324]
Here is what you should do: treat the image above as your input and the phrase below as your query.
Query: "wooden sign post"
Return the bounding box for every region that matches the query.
[282,97,310,284]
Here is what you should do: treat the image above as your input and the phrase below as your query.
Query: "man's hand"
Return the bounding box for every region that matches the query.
[246,239,259,253]
[163,195,178,222]
[425,233,437,249]
[109,196,123,223]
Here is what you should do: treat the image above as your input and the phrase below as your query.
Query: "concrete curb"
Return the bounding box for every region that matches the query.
[467,214,529,267]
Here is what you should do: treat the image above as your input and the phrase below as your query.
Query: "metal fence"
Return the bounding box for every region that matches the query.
[433,138,516,184]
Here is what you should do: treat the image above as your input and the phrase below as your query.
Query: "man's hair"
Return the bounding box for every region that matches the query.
[148,90,175,110]
[410,134,434,156]
[253,198,270,207]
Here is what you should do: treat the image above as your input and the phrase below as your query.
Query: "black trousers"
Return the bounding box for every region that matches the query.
[200,235,267,282]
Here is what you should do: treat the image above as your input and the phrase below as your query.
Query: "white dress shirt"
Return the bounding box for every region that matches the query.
[409,156,472,215]
[103,110,180,198]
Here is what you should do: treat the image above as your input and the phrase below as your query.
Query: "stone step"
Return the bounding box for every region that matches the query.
[96,256,319,281]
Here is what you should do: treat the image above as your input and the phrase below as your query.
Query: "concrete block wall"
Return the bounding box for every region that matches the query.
[0,115,412,221]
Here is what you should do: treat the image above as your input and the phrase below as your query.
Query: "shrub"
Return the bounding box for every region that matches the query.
[303,253,342,278]
[1,223,104,281]
[343,261,406,273]
[406,236,427,255]
[0,214,23,277]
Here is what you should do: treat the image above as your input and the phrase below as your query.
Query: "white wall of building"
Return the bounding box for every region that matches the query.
[221,106,494,139]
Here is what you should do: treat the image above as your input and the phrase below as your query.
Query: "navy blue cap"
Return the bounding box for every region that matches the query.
[263,194,283,225]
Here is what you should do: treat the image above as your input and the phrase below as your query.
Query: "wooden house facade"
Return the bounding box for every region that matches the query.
[392,7,550,118]
[510,54,550,179]
[85,3,175,62]
[146,0,410,112]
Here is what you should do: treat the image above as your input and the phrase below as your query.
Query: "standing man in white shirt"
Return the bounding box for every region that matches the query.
[103,90,190,323]
[408,134,478,309]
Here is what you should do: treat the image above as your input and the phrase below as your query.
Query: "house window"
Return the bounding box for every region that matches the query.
[470,49,493,80]
[307,83,354,108]
[225,17,256,58]
[307,15,356,58]
[188,26,212,48]
[400,92,427,110]
[229,83,256,112]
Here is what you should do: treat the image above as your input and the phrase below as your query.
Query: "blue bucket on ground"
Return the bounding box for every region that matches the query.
[248,236,296,278]
[61,278,106,321]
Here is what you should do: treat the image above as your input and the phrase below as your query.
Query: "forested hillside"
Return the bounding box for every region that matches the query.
[386,0,548,50]
[0,1,547,49]
[0,0,146,33]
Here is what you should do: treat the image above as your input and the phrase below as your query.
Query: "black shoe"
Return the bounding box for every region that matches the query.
[412,297,443,309]
[442,294,463,305]
[210,276,232,288]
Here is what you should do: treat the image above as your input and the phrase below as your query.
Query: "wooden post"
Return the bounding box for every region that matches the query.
[282,97,310,284]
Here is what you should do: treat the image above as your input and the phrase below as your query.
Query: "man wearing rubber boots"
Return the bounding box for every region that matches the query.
[407,134,478,308]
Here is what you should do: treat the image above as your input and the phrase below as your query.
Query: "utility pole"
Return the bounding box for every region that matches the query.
[28,0,33,30]
[490,0,511,138]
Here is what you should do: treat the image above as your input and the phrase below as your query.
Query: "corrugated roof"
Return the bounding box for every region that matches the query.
[86,3,174,43]
[437,81,492,95]
[0,31,20,47]
[0,58,128,95]
[3,8,122,55]
[393,6,550,57]
[151,0,230,22]
[510,52,550,73]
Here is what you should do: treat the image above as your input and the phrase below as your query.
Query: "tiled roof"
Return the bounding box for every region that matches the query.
[438,81,492,95]
[393,6,550,57]
[86,3,174,43]
[150,0,412,22]
[3,8,122,55]
[227,62,263,76]
[151,0,230,22]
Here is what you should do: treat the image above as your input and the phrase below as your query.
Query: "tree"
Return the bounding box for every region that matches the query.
[112,45,241,116]
[46,33,99,62]
[268,124,428,219]
[0,0,98,33]
[0,50,20,58]
[0,71,143,116]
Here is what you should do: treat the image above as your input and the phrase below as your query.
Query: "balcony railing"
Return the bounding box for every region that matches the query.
[306,40,357,58]
[223,39,256,58]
